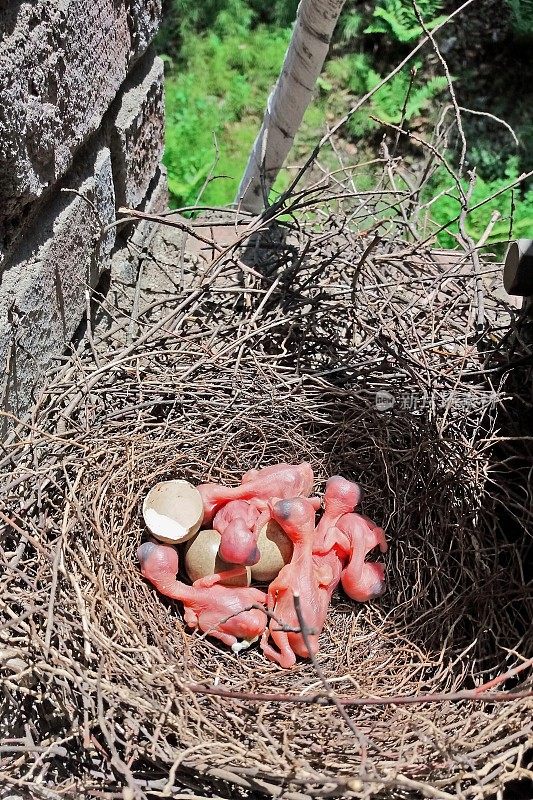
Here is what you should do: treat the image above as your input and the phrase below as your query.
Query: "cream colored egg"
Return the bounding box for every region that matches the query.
[143,480,203,545]
[251,520,293,583]
[184,529,251,587]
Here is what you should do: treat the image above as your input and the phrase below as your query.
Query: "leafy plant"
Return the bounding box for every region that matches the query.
[163,23,291,206]
[365,0,446,43]
[249,0,299,26]
[422,157,533,248]
[505,0,533,36]
[158,0,299,55]
[157,0,258,57]
[326,55,449,139]
[340,11,364,42]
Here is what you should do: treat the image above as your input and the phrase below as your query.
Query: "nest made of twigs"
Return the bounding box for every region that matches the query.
[1,191,533,800]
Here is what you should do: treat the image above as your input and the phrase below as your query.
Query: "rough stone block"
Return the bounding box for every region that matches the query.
[0,0,131,226]
[127,0,162,61]
[0,146,116,424]
[111,165,168,284]
[130,164,169,246]
[110,52,165,209]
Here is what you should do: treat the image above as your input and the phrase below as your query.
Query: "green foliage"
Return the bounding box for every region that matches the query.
[324,55,448,139]
[159,0,533,251]
[157,0,298,55]
[163,23,291,206]
[423,157,533,247]
[468,144,510,183]
[339,11,364,43]
[249,0,299,26]
[365,0,446,43]
[505,0,533,36]
[157,0,256,57]
[212,0,254,36]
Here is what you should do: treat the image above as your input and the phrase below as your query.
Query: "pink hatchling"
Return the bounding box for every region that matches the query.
[261,497,334,669]
[336,513,388,602]
[212,500,261,566]
[312,475,387,602]
[198,463,315,565]
[313,475,362,553]
[138,539,267,651]
[197,462,315,524]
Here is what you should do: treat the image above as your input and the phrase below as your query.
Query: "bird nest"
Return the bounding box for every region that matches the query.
[1,184,533,800]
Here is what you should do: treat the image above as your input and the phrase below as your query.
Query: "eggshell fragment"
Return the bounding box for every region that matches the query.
[184,529,251,587]
[251,520,293,583]
[231,635,259,654]
[143,480,203,544]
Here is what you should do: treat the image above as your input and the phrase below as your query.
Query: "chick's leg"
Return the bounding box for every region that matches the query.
[193,567,249,588]
[261,626,296,669]
[357,514,388,553]
[183,605,199,630]
[198,612,238,648]
[268,597,298,668]
[314,526,350,556]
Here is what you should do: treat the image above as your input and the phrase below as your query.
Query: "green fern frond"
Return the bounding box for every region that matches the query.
[365,8,423,43]
[365,0,446,43]
[341,11,363,42]
[405,75,449,118]
[505,0,533,35]
[344,57,449,141]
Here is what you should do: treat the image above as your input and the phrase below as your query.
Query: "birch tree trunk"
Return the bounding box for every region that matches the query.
[235,0,346,214]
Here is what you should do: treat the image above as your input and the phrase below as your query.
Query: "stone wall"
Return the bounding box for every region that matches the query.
[0,0,167,425]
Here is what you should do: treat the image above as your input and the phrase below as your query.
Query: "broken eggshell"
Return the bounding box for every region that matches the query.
[184,528,251,587]
[143,480,203,545]
[251,520,293,583]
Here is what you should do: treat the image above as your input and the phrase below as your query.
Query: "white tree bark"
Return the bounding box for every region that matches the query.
[236,0,346,214]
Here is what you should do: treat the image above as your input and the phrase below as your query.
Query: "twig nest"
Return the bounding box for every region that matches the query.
[143,480,203,544]
[184,529,251,587]
[251,520,293,583]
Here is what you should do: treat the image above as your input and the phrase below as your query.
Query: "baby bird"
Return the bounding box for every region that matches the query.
[213,500,261,565]
[138,539,267,651]
[313,475,362,555]
[261,497,333,668]
[336,513,388,602]
[197,462,315,524]
[312,475,387,603]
